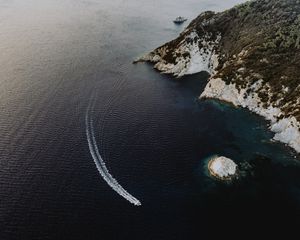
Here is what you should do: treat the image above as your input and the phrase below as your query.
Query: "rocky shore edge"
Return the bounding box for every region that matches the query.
[135,0,300,153]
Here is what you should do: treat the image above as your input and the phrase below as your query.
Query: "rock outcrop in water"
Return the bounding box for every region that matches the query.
[136,0,300,153]
[208,156,238,180]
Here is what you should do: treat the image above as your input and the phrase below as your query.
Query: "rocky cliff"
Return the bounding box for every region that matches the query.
[136,0,300,153]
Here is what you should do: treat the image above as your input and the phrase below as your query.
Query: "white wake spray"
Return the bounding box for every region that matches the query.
[85,97,141,206]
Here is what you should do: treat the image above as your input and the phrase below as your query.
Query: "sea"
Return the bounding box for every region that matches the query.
[0,0,299,239]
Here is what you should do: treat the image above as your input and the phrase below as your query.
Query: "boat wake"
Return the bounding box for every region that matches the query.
[85,97,141,206]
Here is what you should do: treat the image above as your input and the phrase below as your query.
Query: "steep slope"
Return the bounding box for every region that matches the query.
[136,0,300,153]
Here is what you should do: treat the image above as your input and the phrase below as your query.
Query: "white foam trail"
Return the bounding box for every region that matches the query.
[85,99,141,206]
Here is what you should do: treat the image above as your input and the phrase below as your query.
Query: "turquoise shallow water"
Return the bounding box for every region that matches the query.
[204,99,299,163]
[0,0,299,239]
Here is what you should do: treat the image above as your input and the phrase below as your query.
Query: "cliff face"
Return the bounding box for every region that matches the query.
[137,0,300,153]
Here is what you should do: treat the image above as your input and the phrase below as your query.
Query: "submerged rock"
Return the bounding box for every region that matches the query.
[208,156,238,180]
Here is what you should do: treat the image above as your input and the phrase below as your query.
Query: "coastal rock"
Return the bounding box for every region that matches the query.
[208,156,238,180]
[200,78,300,152]
[136,30,221,77]
[137,0,300,153]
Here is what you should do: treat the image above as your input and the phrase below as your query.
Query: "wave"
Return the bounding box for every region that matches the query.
[85,97,141,206]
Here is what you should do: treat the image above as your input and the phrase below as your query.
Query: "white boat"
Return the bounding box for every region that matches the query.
[173,16,187,24]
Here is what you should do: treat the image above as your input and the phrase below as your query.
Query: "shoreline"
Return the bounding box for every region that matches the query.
[136,0,300,155]
[200,78,300,154]
[137,37,300,155]
[137,49,300,154]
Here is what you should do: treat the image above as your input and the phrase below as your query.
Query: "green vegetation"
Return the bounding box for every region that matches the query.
[214,0,300,120]
[236,1,253,17]
[146,0,300,122]
[264,15,300,49]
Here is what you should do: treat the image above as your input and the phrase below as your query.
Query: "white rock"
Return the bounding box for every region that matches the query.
[208,156,237,179]
[143,31,221,77]
[201,78,300,153]
[142,29,300,153]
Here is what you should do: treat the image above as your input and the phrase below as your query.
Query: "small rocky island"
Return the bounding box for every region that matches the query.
[208,156,238,180]
[136,0,300,153]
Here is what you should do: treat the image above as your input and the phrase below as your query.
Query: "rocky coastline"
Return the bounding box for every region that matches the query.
[136,0,300,153]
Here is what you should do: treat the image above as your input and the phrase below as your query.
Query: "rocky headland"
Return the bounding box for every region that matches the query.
[136,0,300,153]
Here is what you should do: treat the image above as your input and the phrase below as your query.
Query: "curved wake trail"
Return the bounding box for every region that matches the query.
[85,98,141,206]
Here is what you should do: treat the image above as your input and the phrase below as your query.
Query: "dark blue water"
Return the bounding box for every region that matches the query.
[0,0,299,239]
